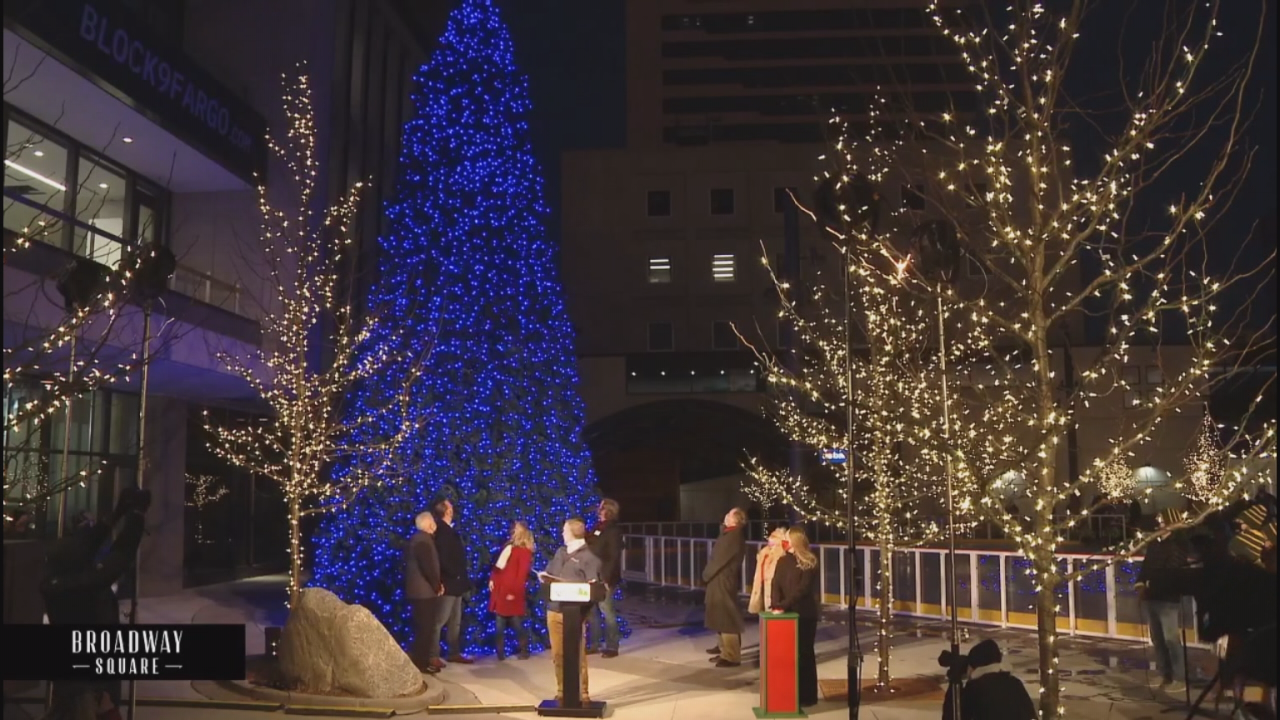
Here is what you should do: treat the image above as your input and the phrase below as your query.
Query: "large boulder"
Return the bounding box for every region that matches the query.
[278,588,424,698]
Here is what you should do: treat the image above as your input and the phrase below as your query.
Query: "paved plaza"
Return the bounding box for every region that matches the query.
[3,576,1232,720]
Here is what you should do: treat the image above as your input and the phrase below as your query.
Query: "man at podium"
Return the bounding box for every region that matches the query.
[539,518,603,705]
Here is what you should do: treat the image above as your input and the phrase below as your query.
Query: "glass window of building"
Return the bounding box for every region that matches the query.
[901,184,925,211]
[712,253,736,282]
[647,256,672,283]
[712,321,739,350]
[646,190,671,217]
[648,322,675,351]
[774,186,798,213]
[73,154,129,267]
[709,188,735,215]
[4,119,70,248]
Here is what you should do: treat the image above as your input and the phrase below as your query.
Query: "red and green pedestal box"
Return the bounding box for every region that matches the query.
[753,611,806,718]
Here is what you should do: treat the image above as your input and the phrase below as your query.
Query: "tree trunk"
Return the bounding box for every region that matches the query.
[876,538,893,686]
[1035,554,1061,720]
[288,496,302,609]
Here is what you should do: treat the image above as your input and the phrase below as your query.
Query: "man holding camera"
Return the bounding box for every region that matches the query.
[940,639,1035,720]
[42,486,152,720]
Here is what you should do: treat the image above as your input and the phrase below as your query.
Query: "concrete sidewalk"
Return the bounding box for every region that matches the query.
[3,576,1227,720]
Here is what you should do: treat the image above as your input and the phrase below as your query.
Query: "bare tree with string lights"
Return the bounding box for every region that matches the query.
[203,68,430,609]
[808,2,1276,716]
[741,225,981,689]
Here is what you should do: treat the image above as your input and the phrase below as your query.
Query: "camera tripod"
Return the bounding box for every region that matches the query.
[1181,625,1275,720]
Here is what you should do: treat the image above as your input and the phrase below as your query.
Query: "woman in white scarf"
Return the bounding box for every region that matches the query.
[748,527,789,615]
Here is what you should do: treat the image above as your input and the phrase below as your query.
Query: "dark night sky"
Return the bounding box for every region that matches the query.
[501,0,1275,318]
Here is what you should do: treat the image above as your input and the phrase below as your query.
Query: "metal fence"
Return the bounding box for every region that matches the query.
[621,533,1203,646]
[618,515,1129,546]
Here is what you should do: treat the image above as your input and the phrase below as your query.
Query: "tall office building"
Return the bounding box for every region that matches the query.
[3,0,447,602]
[563,1,1199,522]
[626,0,973,147]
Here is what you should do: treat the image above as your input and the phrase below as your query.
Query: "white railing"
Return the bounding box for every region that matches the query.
[621,534,1204,645]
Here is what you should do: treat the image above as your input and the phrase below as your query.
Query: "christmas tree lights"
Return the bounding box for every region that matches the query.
[185,474,229,545]
[310,0,607,658]
[797,3,1275,716]
[204,68,422,608]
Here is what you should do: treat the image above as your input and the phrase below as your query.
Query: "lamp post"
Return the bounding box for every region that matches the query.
[842,246,863,720]
[909,220,964,720]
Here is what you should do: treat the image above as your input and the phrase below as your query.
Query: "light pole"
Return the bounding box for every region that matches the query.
[909,220,964,720]
[843,247,862,720]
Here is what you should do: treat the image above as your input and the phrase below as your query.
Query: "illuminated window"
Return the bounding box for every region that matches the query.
[1145,366,1162,385]
[711,253,736,282]
[647,257,672,283]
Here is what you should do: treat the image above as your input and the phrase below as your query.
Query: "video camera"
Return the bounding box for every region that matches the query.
[938,649,969,684]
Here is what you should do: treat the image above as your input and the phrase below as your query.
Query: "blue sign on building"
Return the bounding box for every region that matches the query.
[821,448,848,465]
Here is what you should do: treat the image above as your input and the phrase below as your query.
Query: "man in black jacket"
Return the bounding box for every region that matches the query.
[1136,519,1191,693]
[42,487,151,720]
[405,512,444,673]
[432,498,475,666]
[940,639,1035,720]
[586,498,623,658]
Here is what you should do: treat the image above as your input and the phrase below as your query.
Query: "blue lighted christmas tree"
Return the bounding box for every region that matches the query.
[310,0,618,655]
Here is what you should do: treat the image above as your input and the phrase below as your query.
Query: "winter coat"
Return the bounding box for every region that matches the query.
[940,663,1036,720]
[770,553,821,619]
[543,544,602,613]
[489,544,533,617]
[404,531,443,599]
[702,525,746,634]
[1137,531,1190,603]
[433,517,474,597]
[586,521,623,586]
[748,544,786,614]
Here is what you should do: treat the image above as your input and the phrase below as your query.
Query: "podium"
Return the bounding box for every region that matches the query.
[538,582,607,718]
[754,612,806,718]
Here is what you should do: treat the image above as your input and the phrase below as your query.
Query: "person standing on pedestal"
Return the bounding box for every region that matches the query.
[771,526,821,707]
[586,498,623,658]
[489,521,534,660]
[539,518,602,706]
[432,498,476,666]
[704,508,747,668]
[405,512,444,674]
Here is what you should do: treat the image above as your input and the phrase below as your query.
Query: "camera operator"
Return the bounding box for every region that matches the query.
[1134,515,1192,695]
[40,487,152,720]
[939,639,1035,720]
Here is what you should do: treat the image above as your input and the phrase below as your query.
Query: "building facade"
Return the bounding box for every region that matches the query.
[564,0,1208,522]
[3,0,446,597]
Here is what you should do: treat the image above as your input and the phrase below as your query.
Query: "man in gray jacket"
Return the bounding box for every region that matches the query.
[404,512,443,673]
[538,518,602,705]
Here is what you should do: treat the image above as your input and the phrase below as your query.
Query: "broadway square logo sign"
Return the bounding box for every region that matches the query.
[2,624,247,681]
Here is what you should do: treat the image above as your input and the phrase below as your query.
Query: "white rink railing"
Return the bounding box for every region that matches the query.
[621,534,1206,645]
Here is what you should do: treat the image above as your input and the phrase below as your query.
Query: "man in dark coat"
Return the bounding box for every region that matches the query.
[1135,519,1191,693]
[405,511,444,673]
[941,639,1035,720]
[703,507,747,667]
[432,498,475,665]
[586,498,623,658]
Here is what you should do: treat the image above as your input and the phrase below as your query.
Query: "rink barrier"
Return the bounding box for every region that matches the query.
[281,707,394,717]
[620,533,1207,647]
[426,703,538,714]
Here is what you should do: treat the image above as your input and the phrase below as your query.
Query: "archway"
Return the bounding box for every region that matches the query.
[585,399,789,523]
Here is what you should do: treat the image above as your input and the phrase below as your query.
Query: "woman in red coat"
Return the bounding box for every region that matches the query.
[489,521,534,660]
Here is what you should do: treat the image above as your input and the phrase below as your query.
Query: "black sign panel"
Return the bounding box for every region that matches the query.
[5,0,267,184]
[1,624,248,681]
